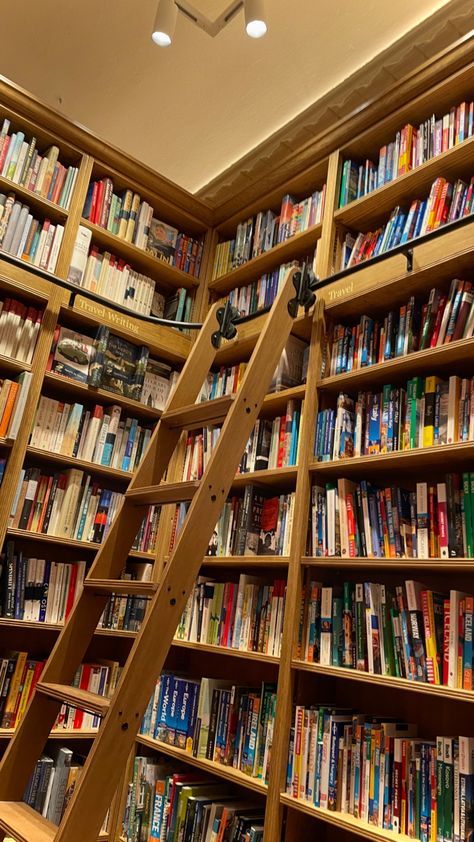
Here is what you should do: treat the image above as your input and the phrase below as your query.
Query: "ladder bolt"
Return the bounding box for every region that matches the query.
[211,495,216,502]
[170,598,176,606]
[121,723,129,731]
[245,407,251,414]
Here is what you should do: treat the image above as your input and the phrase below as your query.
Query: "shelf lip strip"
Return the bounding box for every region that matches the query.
[280,792,405,842]
[291,658,474,702]
[310,439,474,474]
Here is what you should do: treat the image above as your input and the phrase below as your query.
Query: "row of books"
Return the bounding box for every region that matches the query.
[286,704,474,841]
[226,256,314,318]
[309,475,474,559]
[82,177,203,276]
[169,487,295,558]
[0,295,43,363]
[341,175,474,270]
[47,324,176,408]
[54,659,120,732]
[176,574,286,658]
[9,464,124,542]
[0,372,32,440]
[0,119,78,209]
[212,186,326,280]
[24,747,98,828]
[339,99,474,206]
[99,567,152,633]
[67,226,195,321]
[325,280,474,377]
[30,396,154,472]
[0,192,64,271]
[0,543,85,623]
[141,673,276,784]
[297,576,472,690]
[0,649,44,729]
[122,758,263,842]
[314,375,473,462]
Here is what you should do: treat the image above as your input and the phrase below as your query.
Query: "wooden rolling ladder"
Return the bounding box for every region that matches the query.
[0,265,316,842]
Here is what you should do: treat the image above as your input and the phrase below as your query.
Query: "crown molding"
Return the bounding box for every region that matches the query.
[197,0,474,225]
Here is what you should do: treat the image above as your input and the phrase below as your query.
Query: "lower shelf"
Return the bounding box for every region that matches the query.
[136,733,268,795]
[280,792,403,842]
[0,728,99,740]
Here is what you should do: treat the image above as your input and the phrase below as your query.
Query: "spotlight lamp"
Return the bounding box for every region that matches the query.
[151,0,268,47]
[244,0,268,38]
[152,0,178,47]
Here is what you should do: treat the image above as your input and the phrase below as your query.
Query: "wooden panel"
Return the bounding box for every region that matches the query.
[0,802,56,842]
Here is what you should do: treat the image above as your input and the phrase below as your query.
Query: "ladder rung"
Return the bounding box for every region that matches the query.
[0,801,57,842]
[161,394,234,429]
[83,579,158,597]
[36,682,111,717]
[126,480,200,506]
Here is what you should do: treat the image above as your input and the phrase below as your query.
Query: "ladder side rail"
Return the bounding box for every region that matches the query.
[55,266,303,841]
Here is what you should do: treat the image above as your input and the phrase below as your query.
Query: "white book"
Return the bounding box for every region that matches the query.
[46,224,64,273]
[447,375,461,444]
[33,558,46,622]
[54,403,72,454]
[2,201,23,253]
[448,590,469,687]
[15,212,33,257]
[320,586,333,666]
[416,482,429,559]
[93,414,110,464]
[33,222,50,267]
[12,141,28,184]
[45,563,59,623]
[39,223,55,270]
[8,372,32,440]
[76,410,91,460]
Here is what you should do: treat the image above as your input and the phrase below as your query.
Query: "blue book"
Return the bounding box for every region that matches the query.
[121,418,138,471]
[153,674,170,742]
[38,560,51,623]
[327,718,347,809]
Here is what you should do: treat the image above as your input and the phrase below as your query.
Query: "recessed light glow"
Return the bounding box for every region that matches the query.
[244,0,267,39]
[246,18,267,38]
[152,30,172,46]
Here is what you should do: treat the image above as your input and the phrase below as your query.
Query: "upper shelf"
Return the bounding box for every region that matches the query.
[334,134,474,230]
[0,174,70,223]
[209,222,322,296]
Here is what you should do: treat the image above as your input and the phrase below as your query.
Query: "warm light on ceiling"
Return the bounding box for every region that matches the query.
[151,0,178,47]
[151,0,268,47]
[244,0,268,38]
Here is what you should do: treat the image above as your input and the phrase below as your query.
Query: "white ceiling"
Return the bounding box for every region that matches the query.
[0,0,455,194]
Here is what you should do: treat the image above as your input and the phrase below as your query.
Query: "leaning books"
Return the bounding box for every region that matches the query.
[88,327,149,401]
[47,326,95,384]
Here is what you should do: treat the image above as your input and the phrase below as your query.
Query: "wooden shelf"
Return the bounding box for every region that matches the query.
[136,734,268,795]
[334,134,474,230]
[310,440,474,478]
[209,223,322,296]
[172,638,280,664]
[201,555,289,568]
[0,174,70,222]
[0,437,12,449]
[280,792,404,842]
[0,728,99,740]
[0,617,136,639]
[302,555,474,570]
[318,336,474,393]
[43,371,162,421]
[0,354,32,376]
[25,445,133,482]
[291,658,474,703]
[81,219,199,292]
[232,465,298,490]
[6,528,155,560]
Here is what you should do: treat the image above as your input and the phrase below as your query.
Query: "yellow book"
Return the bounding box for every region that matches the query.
[423,375,440,448]
[1,651,27,728]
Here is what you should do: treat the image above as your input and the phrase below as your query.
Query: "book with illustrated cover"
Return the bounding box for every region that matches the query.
[88,327,149,401]
[141,359,173,411]
[48,327,95,383]
[146,218,178,264]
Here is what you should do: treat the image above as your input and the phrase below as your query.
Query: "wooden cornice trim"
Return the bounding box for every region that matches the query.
[0,74,213,227]
[197,0,474,225]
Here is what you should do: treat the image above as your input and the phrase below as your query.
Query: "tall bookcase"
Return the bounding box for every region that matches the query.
[0,35,474,842]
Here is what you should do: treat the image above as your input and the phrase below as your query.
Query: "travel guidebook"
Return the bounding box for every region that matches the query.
[146,217,178,264]
[48,326,96,383]
[88,326,149,401]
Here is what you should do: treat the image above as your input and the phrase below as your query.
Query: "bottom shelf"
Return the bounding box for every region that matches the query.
[136,733,268,795]
[281,792,405,842]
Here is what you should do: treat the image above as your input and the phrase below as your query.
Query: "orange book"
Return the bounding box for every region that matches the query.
[426,178,446,233]
[0,381,19,437]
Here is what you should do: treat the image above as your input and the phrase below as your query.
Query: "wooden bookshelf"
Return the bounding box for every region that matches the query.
[0,355,32,376]
[310,440,474,478]
[6,528,154,560]
[136,734,268,796]
[172,638,280,664]
[209,222,323,296]
[42,371,162,421]
[302,555,474,570]
[201,554,290,568]
[280,793,403,842]
[0,175,70,222]
[80,219,200,292]
[25,446,133,481]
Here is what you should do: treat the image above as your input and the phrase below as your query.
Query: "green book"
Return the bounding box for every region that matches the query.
[463,473,473,557]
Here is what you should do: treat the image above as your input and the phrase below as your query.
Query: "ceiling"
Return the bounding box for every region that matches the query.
[0,0,460,194]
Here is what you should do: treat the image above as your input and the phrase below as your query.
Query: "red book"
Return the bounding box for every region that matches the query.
[89,181,99,224]
[452,281,473,342]
[0,134,11,174]
[276,415,286,468]
[28,661,45,705]
[443,598,450,685]
[345,493,357,557]
[93,180,105,226]
[73,664,92,729]
[430,295,447,347]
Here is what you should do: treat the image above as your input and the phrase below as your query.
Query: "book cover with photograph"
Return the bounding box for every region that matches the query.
[146,218,178,264]
[49,327,95,383]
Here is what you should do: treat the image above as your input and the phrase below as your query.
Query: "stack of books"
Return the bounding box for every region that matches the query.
[287,705,474,842]
[0,372,32,440]
[325,280,474,376]
[339,99,474,206]
[314,375,474,462]
[226,254,315,318]
[141,673,276,783]
[298,576,474,689]
[309,473,474,559]
[82,178,203,276]
[341,174,474,270]
[98,562,153,632]
[0,650,45,729]
[176,573,287,657]
[0,296,43,363]
[30,396,154,472]
[23,747,105,827]
[0,542,86,623]
[132,504,161,555]
[170,486,295,557]
[0,192,64,271]
[123,758,264,842]
[213,186,326,279]
[0,119,78,209]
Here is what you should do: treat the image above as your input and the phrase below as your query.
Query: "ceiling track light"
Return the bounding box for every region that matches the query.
[152,0,178,47]
[151,0,267,47]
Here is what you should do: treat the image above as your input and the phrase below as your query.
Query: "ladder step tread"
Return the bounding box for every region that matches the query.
[161,394,234,429]
[83,579,158,597]
[126,480,200,506]
[0,801,57,842]
[37,682,111,717]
